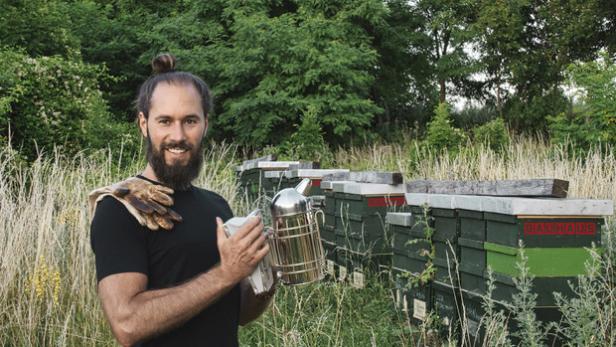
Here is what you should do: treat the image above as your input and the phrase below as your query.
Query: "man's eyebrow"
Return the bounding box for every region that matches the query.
[152,114,201,120]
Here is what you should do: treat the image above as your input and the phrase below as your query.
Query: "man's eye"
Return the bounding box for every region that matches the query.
[186,119,198,124]
[159,119,170,125]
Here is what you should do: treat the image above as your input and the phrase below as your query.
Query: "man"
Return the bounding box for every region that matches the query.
[90,54,274,347]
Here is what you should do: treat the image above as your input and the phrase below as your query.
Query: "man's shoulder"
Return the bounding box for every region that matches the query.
[91,195,142,228]
[192,187,234,216]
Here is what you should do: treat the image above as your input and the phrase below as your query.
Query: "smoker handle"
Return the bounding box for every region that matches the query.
[313,208,325,225]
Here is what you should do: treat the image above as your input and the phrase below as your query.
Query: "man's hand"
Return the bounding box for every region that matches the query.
[89,177,183,231]
[216,216,270,286]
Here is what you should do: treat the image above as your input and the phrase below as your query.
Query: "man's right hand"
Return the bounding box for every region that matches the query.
[216,216,270,285]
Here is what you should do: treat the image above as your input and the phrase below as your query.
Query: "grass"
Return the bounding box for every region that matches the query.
[0,137,614,346]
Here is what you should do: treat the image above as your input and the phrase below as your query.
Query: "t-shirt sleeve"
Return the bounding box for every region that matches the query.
[207,191,234,221]
[90,196,149,282]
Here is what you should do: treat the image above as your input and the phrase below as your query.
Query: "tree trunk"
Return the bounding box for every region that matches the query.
[439,79,446,103]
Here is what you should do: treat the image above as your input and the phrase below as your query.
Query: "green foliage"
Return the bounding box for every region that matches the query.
[473,118,510,151]
[146,0,383,148]
[0,0,80,58]
[0,47,140,160]
[505,89,569,132]
[548,53,616,149]
[425,103,467,152]
[278,106,333,166]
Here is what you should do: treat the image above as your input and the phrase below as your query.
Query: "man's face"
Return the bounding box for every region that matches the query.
[138,82,208,190]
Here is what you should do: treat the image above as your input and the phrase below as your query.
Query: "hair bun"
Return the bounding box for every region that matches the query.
[151,53,176,74]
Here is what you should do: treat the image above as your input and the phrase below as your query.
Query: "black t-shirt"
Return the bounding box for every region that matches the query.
[90,175,240,347]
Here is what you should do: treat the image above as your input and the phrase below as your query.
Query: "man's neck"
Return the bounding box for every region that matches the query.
[141,164,161,184]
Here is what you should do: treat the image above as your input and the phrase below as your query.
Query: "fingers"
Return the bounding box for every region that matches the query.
[252,242,270,263]
[137,198,167,215]
[166,208,183,222]
[229,216,261,241]
[153,184,174,195]
[111,186,131,197]
[125,195,155,214]
[144,214,159,231]
[153,213,174,230]
[246,232,267,255]
[239,220,265,249]
[148,188,174,206]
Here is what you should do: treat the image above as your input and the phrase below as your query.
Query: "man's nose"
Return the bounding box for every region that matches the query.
[168,121,187,142]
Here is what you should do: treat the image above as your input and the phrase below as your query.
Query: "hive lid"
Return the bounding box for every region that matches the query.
[332,181,407,195]
[284,169,349,179]
[405,193,614,216]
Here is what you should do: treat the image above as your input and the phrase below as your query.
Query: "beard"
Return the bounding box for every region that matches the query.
[146,135,204,191]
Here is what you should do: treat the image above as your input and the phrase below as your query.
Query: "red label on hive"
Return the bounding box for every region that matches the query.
[367,196,406,207]
[523,222,596,236]
[312,179,322,187]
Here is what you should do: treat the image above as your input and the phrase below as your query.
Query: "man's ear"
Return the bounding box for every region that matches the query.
[138,112,148,138]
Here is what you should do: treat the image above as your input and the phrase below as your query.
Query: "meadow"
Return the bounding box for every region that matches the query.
[0,137,614,346]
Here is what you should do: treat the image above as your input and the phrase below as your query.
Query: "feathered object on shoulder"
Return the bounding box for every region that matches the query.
[88,177,183,231]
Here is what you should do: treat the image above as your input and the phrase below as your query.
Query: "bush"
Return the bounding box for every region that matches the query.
[425,102,467,152]
[548,53,616,150]
[505,89,569,133]
[278,106,333,166]
[0,47,139,160]
[473,118,510,151]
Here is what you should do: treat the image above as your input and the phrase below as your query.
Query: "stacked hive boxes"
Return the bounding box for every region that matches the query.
[330,180,407,288]
[236,159,317,201]
[387,212,432,325]
[320,178,348,276]
[401,191,613,343]
[456,195,611,342]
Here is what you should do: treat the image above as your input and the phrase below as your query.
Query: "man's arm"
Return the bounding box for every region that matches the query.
[97,216,269,347]
[238,279,276,326]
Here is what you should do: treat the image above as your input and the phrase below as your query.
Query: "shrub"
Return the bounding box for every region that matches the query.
[425,102,467,152]
[473,118,510,151]
[279,106,333,166]
[0,47,139,160]
[548,53,616,150]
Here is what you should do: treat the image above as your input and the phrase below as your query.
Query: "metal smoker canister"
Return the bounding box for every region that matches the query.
[269,178,326,284]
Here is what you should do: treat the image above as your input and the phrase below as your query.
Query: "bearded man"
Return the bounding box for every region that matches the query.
[89,54,274,347]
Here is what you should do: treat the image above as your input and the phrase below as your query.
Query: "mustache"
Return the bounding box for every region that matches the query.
[161,140,193,151]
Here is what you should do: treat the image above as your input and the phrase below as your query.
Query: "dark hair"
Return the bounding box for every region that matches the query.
[135,53,213,119]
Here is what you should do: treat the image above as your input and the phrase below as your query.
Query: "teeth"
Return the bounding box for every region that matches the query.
[167,148,187,154]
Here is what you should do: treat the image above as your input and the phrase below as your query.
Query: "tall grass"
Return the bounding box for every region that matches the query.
[0,137,614,346]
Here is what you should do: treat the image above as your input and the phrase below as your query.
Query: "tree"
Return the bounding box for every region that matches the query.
[412,0,480,103]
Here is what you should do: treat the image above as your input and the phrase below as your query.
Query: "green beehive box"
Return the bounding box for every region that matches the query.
[458,209,487,294]
[387,212,432,275]
[454,195,612,303]
[336,250,390,288]
[405,194,460,285]
[431,207,460,285]
[333,182,407,257]
[461,288,564,346]
[432,280,460,334]
[393,267,432,326]
[335,215,389,255]
[460,289,521,346]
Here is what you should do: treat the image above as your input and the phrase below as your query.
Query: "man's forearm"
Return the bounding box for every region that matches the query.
[112,266,234,346]
[239,280,274,325]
